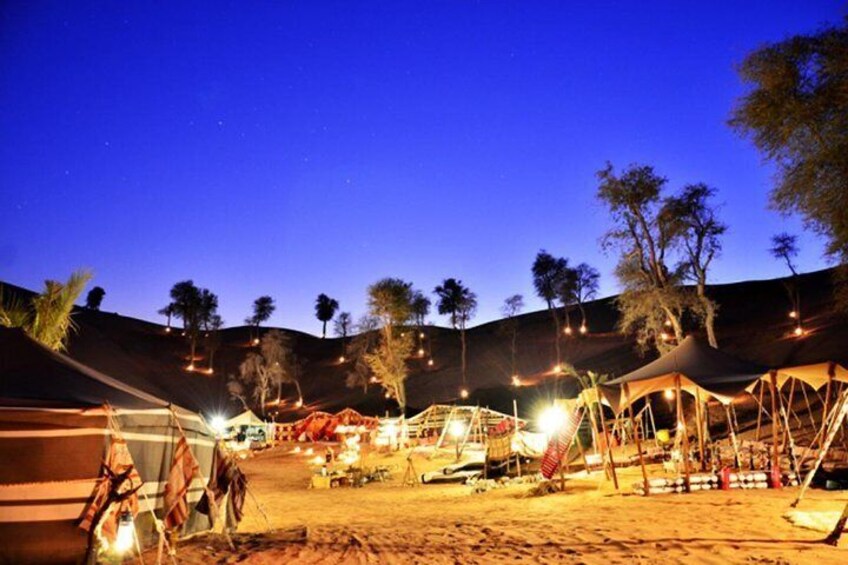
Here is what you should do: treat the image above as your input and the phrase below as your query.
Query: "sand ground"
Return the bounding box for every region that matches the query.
[145,443,848,564]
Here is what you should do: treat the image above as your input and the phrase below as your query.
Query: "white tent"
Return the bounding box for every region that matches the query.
[226,409,266,429]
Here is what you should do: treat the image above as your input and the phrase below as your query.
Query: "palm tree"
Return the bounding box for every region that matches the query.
[0,270,92,351]
[532,250,568,365]
[158,303,175,330]
[314,293,339,338]
[247,296,275,342]
[434,278,477,387]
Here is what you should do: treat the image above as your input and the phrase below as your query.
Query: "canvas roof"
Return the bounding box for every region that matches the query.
[0,327,174,410]
[603,336,768,413]
[226,409,265,427]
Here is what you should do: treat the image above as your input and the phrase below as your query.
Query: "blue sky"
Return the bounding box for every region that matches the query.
[1,1,844,334]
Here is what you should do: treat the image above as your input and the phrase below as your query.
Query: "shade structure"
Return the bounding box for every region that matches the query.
[0,328,215,563]
[745,361,848,392]
[602,336,768,413]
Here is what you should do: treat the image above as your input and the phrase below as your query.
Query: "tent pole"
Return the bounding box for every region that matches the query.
[776,381,801,478]
[755,380,765,441]
[695,389,706,471]
[800,380,818,431]
[596,384,619,490]
[786,378,802,429]
[792,389,848,507]
[513,399,522,478]
[625,383,650,495]
[769,371,782,485]
[822,364,835,440]
[675,375,692,492]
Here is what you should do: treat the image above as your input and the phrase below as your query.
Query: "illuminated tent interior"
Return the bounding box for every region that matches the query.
[0,328,216,563]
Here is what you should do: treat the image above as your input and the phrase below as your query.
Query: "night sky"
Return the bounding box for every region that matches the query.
[1,2,844,335]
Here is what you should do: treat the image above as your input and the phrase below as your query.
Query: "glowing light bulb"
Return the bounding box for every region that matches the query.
[164,326,171,334]
[295,398,303,408]
[206,368,214,375]
[339,355,346,363]
[553,364,563,374]
[659,332,669,341]
[417,348,425,357]
[664,389,674,401]
[539,405,567,436]
[794,326,804,336]
[114,512,135,554]
[665,319,673,327]
[419,332,425,339]
[579,324,587,335]
[511,375,521,387]
[369,376,379,383]
[449,420,466,438]
[252,338,260,346]
[186,363,195,372]
[460,388,469,399]
[427,358,434,367]
[564,326,573,335]
[385,391,391,399]
[789,311,798,319]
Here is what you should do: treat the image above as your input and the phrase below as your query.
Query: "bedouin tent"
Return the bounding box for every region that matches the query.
[602,336,768,413]
[0,328,216,564]
[601,336,768,495]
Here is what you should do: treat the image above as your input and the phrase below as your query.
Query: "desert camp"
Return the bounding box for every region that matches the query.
[3,2,848,563]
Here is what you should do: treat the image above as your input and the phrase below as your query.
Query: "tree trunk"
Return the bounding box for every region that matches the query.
[511,328,517,376]
[322,321,327,338]
[698,283,718,348]
[460,328,467,385]
[550,308,561,365]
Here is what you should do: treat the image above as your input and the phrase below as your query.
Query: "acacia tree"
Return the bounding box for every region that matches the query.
[569,263,600,332]
[597,163,691,354]
[334,311,353,358]
[246,296,275,342]
[85,287,106,310]
[0,270,92,351]
[364,278,414,413]
[500,294,524,378]
[770,233,803,326]
[345,315,380,393]
[229,329,291,416]
[532,250,569,364]
[314,293,339,338]
[434,278,477,387]
[664,184,726,347]
[730,20,848,305]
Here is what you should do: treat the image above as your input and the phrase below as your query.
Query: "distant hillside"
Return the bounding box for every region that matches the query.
[2,269,846,421]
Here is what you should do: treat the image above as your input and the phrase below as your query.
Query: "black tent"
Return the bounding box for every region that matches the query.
[602,336,768,413]
[0,328,215,563]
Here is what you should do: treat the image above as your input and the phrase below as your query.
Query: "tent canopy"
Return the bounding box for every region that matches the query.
[0,327,171,410]
[226,409,265,428]
[603,336,768,413]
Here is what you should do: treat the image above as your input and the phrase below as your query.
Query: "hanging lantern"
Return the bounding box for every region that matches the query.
[114,511,135,554]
